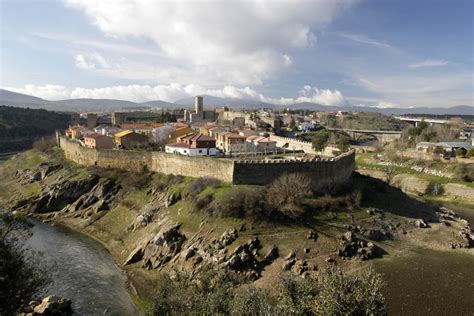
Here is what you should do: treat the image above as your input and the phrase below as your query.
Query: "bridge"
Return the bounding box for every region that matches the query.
[393,116,450,126]
[327,128,402,144]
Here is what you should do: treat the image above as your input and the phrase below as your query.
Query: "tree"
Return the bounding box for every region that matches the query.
[337,135,351,151]
[267,173,312,218]
[312,130,330,151]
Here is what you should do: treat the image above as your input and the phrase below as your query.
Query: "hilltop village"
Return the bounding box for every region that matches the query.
[1,98,473,315]
[65,96,473,159]
[65,96,339,157]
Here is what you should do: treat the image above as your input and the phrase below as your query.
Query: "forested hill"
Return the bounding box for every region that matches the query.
[0,105,71,138]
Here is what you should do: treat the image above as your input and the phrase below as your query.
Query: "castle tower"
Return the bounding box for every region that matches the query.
[195,96,203,115]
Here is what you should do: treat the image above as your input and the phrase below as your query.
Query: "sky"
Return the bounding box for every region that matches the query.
[0,0,473,108]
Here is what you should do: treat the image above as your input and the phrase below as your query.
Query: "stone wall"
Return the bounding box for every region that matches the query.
[233,150,355,191]
[268,134,316,154]
[152,152,234,182]
[58,134,233,181]
[58,134,354,187]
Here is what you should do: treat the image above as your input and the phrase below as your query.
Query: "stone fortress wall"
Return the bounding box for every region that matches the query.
[268,134,316,154]
[57,134,354,190]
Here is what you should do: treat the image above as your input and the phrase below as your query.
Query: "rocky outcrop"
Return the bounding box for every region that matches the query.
[337,231,378,260]
[225,238,262,279]
[18,296,72,316]
[61,178,120,217]
[15,163,61,184]
[220,228,238,246]
[9,173,121,217]
[128,192,167,232]
[124,225,278,281]
[142,224,187,269]
[28,176,100,213]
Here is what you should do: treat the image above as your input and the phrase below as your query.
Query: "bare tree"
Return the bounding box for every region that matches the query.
[267,173,312,217]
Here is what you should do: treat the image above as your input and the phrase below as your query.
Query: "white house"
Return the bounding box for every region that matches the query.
[165,133,217,156]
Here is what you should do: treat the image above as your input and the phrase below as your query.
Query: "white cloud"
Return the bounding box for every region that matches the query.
[2,83,347,106]
[4,85,71,100]
[64,0,355,85]
[352,73,473,107]
[338,32,393,49]
[408,59,450,69]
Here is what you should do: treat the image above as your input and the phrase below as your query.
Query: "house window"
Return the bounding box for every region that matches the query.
[184,150,187,153]
[199,150,203,153]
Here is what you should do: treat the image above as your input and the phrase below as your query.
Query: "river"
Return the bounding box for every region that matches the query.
[24,221,138,315]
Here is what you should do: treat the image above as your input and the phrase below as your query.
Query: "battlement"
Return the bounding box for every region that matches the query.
[57,133,354,191]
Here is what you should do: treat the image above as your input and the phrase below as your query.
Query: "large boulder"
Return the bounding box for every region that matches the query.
[220,229,238,246]
[18,296,72,316]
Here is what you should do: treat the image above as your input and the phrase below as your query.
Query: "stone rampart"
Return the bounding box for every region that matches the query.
[233,150,355,191]
[58,134,354,187]
[152,152,234,182]
[268,135,316,154]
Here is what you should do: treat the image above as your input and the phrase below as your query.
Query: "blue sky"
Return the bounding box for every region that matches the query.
[0,0,472,108]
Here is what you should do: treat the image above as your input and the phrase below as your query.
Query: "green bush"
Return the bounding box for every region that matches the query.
[467,148,474,158]
[205,187,269,220]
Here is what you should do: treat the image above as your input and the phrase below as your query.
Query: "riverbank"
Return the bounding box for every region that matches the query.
[42,216,154,313]
[21,219,139,315]
[2,148,474,314]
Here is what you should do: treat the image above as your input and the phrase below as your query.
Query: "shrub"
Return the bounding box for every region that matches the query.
[276,267,386,315]
[187,177,221,198]
[267,173,312,218]
[467,148,474,158]
[152,267,386,315]
[194,193,213,211]
[455,148,466,158]
[205,187,269,220]
[451,163,474,182]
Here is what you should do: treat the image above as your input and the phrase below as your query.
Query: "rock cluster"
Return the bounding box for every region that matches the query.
[282,251,316,277]
[15,163,61,184]
[13,176,100,213]
[415,219,429,228]
[125,226,278,280]
[345,224,392,241]
[62,178,120,217]
[225,238,262,279]
[128,193,167,232]
[142,224,187,269]
[337,231,377,260]
[18,296,72,316]
[435,207,473,249]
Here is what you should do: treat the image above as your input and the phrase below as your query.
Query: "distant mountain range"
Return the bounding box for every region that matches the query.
[0,89,472,116]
